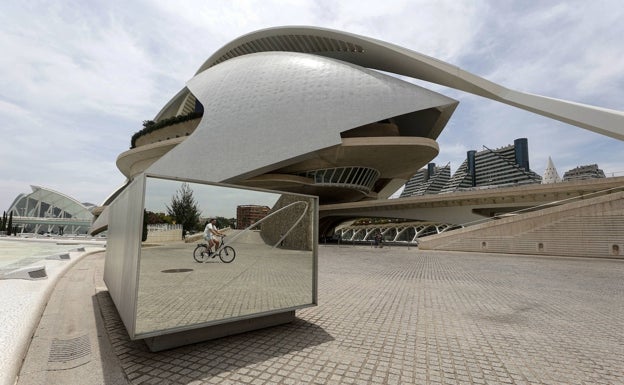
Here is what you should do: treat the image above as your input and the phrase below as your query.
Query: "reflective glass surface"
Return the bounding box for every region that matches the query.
[135,177,316,336]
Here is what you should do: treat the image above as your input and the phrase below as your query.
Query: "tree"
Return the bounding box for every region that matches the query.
[166,183,201,235]
[214,216,236,230]
[0,211,6,232]
[7,212,13,236]
[144,210,173,225]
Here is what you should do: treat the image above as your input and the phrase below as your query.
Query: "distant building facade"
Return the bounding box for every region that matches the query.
[441,138,541,192]
[236,205,270,229]
[562,164,606,181]
[400,163,450,197]
[401,138,542,197]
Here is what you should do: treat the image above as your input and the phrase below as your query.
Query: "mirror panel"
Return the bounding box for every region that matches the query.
[135,176,316,336]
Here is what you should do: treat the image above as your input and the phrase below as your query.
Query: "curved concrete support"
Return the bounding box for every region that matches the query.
[320,176,624,225]
[117,137,185,178]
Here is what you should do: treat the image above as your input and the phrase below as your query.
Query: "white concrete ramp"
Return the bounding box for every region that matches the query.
[419,191,624,258]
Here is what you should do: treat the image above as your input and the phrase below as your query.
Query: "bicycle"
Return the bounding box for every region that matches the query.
[193,236,236,263]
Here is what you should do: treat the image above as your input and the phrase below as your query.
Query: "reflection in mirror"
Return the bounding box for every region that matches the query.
[136,176,316,336]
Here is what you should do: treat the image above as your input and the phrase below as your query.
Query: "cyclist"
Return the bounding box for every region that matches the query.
[204,218,226,253]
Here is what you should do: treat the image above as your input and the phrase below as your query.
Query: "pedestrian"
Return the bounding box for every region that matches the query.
[374,231,383,248]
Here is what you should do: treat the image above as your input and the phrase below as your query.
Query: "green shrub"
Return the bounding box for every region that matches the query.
[130,111,203,148]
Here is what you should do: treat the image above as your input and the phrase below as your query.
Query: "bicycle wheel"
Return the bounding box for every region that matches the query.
[219,246,236,263]
[193,244,209,263]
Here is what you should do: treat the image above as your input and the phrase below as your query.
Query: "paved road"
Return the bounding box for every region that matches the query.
[17,245,624,385]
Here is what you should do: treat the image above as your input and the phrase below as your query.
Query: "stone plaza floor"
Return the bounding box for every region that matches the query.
[18,245,624,385]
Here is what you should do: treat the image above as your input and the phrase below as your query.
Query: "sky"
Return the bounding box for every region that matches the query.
[1,0,623,212]
[145,177,280,218]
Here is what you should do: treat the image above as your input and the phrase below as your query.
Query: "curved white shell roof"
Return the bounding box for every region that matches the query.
[147,51,456,183]
[9,185,93,219]
[158,26,623,141]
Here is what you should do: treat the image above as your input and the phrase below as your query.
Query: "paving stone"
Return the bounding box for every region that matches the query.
[87,246,624,384]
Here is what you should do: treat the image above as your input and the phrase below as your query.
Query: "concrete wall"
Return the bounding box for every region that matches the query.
[145,229,183,243]
[419,191,624,258]
[103,175,145,338]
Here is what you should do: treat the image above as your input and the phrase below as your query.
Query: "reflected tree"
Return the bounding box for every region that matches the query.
[166,183,201,235]
[215,216,236,230]
[145,211,173,224]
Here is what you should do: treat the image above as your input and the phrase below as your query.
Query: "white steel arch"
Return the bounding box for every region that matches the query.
[336,221,463,245]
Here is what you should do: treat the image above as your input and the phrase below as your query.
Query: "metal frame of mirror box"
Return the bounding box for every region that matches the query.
[103,173,318,351]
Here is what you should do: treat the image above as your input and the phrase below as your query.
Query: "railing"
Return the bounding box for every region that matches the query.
[298,166,380,194]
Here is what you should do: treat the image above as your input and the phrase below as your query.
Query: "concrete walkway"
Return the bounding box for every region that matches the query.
[13,246,624,384]
[0,245,104,385]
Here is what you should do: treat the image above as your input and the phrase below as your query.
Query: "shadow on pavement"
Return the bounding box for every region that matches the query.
[94,290,333,383]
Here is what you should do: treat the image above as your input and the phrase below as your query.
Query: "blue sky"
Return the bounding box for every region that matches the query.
[1,0,623,212]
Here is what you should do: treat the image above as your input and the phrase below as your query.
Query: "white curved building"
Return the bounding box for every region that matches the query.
[116,25,623,207]
[119,55,458,204]
[101,25,624,350]
[8,186,94,235]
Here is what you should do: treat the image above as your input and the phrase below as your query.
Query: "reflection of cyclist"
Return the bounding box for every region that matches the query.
[204,218,225,252]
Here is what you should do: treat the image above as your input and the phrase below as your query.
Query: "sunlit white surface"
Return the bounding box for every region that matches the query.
[0,238,105,269]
